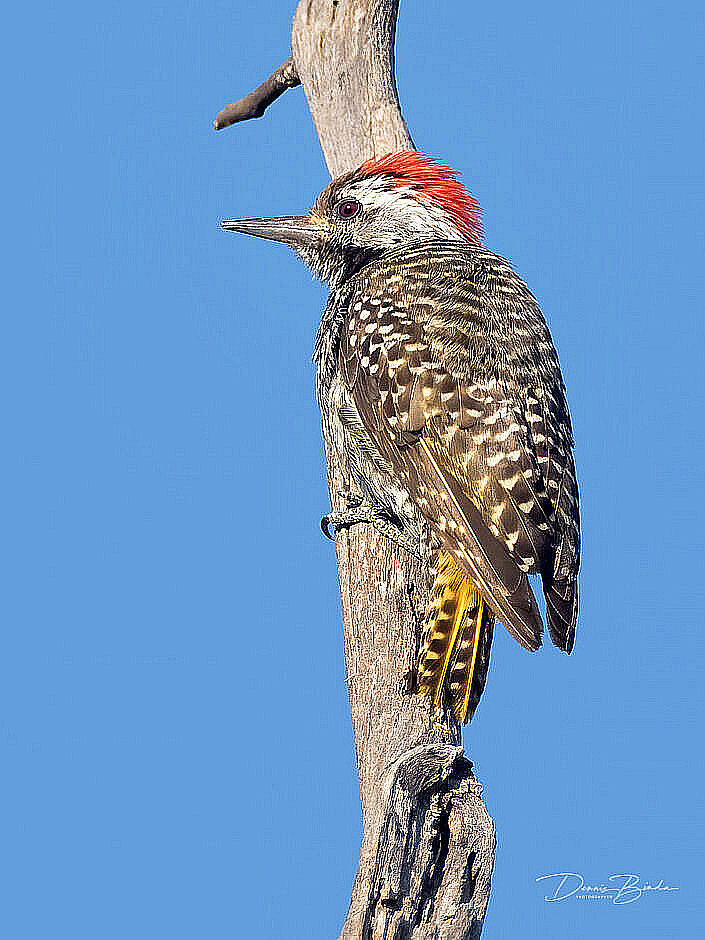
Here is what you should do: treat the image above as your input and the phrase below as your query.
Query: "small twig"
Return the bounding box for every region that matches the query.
[213,57,301,130]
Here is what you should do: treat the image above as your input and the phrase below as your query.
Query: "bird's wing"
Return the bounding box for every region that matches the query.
[524,383,580,651]
[338,243,579,651]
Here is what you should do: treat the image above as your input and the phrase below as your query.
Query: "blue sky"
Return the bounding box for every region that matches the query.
[3,0,704,937]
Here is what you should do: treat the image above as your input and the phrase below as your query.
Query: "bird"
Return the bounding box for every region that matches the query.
[222,150,580,723]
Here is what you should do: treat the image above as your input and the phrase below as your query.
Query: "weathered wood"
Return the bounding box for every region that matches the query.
[291,3,496,937]
[349,745,495,939]
[213,57,300,130]
[214,1,496,935]
[292,0,413,177]
[293,0,451,826]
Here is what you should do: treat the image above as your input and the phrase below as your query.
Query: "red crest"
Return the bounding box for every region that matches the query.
[359,151,483,244]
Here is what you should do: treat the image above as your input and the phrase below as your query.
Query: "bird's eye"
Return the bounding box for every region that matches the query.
[337,199,361,220]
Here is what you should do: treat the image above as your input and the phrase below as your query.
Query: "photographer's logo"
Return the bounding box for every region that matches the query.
[536,872,679,905]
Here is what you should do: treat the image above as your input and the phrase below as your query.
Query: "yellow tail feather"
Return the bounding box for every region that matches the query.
[418,552,495,723]
[455,596,484,723]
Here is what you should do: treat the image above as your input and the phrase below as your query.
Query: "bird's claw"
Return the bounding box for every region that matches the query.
[320,507,363,540]
[321,492,365,540]
[320,513,336,541]
[319,503,422,559]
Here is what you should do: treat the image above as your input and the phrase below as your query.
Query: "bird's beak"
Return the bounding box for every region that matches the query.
[221,215,324,250]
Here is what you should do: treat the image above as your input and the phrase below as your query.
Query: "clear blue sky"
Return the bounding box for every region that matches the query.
[3,1,704,937]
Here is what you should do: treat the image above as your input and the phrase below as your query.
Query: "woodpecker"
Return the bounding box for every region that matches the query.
[222,151,580,723]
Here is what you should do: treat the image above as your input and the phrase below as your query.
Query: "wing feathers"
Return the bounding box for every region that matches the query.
[418,440,542,650]
[335,242,580,653]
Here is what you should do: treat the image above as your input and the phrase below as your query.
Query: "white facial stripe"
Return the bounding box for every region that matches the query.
[341,178,466,242]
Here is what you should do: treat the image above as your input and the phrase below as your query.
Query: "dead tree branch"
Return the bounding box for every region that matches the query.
[213,57,300,130]
[216,2,496,936]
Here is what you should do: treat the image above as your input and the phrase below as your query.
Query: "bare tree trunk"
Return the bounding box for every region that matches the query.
[216,2,496,936]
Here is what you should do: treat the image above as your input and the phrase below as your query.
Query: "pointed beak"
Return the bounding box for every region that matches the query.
[220,215,324,249]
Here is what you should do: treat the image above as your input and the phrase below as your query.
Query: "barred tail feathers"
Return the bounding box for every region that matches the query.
[417,551,495,723]
[449,597,495,723]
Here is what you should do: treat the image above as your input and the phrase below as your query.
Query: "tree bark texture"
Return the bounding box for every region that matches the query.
[293,4,496,936]
[217,2,497,936]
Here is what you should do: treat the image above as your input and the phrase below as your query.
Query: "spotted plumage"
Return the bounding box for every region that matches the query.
[333,240,579,655]
[223,150,581,722]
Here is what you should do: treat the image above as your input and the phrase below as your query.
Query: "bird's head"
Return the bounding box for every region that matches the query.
[222,151,483,285]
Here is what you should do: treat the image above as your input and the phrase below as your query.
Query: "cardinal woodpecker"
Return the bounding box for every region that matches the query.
[223,151,580,723]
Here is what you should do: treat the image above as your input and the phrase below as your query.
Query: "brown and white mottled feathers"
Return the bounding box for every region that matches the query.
[224,149,581,723]
[338,240,580,653]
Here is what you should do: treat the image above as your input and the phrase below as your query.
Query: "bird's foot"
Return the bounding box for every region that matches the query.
[321,501,421,559]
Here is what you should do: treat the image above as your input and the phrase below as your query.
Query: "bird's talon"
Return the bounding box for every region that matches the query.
[320,515,336,540]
